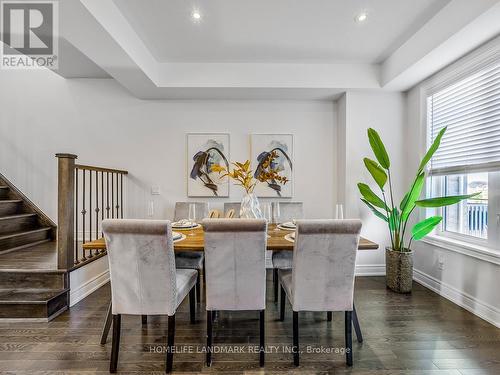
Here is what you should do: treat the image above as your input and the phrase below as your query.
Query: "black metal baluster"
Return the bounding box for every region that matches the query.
[111,173,115,219]
[89,170,93,258]
[115,173,119,218]
[106,172,110,219]
[82,170,87,261]
[120,174,124,218]
[95,170,100,256]
[75,168,79,265]
[101,171,104,236]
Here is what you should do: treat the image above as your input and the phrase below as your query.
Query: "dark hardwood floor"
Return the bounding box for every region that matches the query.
[0,275,498,374]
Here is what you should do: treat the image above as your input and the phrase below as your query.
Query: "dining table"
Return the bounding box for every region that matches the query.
[82,223,379,252]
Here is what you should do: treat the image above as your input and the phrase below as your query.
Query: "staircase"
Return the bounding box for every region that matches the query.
[0,174,69,320]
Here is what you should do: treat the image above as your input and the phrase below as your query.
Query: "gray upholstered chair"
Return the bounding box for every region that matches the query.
[278,219,362,367]
[174,202,209,302]
[102,219,197,373]
[271,202,303,301]
[202,218,267,367]
[223,202,241,218]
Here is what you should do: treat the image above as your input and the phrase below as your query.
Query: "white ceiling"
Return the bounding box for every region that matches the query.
[113,0,450,64]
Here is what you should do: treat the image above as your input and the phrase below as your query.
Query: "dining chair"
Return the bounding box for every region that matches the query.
[271,202,303,301]
[174,202,209,303]
[278,219,362,367]
[202,218,267,367]
[223,202,241,218]
[102,219,197,373]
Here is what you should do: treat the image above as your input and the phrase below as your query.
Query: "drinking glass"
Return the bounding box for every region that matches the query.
[188,203,196,235]
[273,202,281,231]
[335,204,344,219]
[263,203,272,223]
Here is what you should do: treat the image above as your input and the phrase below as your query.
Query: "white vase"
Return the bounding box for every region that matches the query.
[240,192,263,219]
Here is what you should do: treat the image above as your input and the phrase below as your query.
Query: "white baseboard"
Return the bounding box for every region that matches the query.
[413,268,500,328]
[70,269,110,307]
[355,264,385,276]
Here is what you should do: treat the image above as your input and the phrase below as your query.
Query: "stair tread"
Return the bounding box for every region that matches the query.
[0,186,8,189]
[0,213,36,221]
[0,227,51,240]
[0,199,22,203]
[0,288,69,304]
[0,241,58,270]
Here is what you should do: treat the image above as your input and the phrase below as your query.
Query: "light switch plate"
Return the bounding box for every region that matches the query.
[151,186,161,195]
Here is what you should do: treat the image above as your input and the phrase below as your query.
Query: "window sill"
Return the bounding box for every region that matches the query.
[422,235,500,266]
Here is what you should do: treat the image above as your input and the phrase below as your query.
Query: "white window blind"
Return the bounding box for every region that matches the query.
[427,61,500,175]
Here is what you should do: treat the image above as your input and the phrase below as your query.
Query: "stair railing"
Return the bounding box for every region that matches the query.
[56,154,128,270]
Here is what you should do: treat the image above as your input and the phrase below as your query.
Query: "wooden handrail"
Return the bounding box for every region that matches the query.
[75,164,128,175]
[56,154,128,270]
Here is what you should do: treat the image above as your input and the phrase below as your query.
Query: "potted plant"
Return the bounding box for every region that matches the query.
[212,152,289,218]
[358,127,478,293]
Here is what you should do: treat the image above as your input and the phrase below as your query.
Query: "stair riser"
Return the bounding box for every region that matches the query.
[0,188,8,199]
[0,230,50,252]
[0,272,65,289]
[0,216,38,235]
[0,202,21,216]
[0,292,68,320]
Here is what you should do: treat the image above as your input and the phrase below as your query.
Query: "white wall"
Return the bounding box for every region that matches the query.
[406,85,500,327]
[337,91,406,275]
[0,69,336,222]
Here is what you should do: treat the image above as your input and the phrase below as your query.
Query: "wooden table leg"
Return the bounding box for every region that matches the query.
[100,301,113,345]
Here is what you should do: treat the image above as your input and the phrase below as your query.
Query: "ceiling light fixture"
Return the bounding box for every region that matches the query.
[355,12,368,23]
[192,11,201,20]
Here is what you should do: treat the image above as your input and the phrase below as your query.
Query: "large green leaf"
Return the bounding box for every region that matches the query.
[367,128,390,169]
[358,183,387,210]
[389,208,400,232]
[363,158,387,190]
[418,127,446,172]
[400,172,425,222]
[361,199,388,222]
[415,193,480,207]
[412,216,442,240]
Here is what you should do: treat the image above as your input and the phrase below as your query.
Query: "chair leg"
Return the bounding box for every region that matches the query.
[202,259,206,301]
[345,311,353,366]
[196,270,201,303]
[293,311,299,366]
[352,304,363,343]
[259,310,265,367]
[189,286,196,324]
[166,314,176,373]
[109,314,121,373]
[206,311,213,367]
[100,301,112,345]
[327,312,332,322]
[280,285,286,321]
[273,268,279,302]
[142,315,147,325]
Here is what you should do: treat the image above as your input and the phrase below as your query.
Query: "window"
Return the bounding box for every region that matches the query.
[426,61,500,249]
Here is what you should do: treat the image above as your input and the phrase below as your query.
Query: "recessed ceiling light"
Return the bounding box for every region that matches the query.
[192,11,201,20]
[355,12,368,23]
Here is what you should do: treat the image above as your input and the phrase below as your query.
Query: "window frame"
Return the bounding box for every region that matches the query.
[417,35,500,259]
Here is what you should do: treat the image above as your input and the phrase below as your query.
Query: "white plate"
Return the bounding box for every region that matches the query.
[278,222,296,231]
[172,222,200,230]
[172,232,186,243]
[284,233,295,243]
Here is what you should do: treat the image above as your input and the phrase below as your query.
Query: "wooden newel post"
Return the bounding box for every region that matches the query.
[56,153,77,270]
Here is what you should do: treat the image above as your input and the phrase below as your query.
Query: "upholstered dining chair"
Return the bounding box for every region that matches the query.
[223,202,241,218]
[202,218,268,367]
[278,219,362,367]
[102,219,197,373]
[174,202,209,303]
[271,202,303,301]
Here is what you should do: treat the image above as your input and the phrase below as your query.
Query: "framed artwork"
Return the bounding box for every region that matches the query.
[250,133,293,197]
[187,133,230,197]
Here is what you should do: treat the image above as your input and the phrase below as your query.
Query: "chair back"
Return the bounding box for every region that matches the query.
[102,219,178,316]
[202,218,267,311]
[291,219,361,312]
[274,202,303,222]
[224,202,241,218]
[174,202,209,221]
